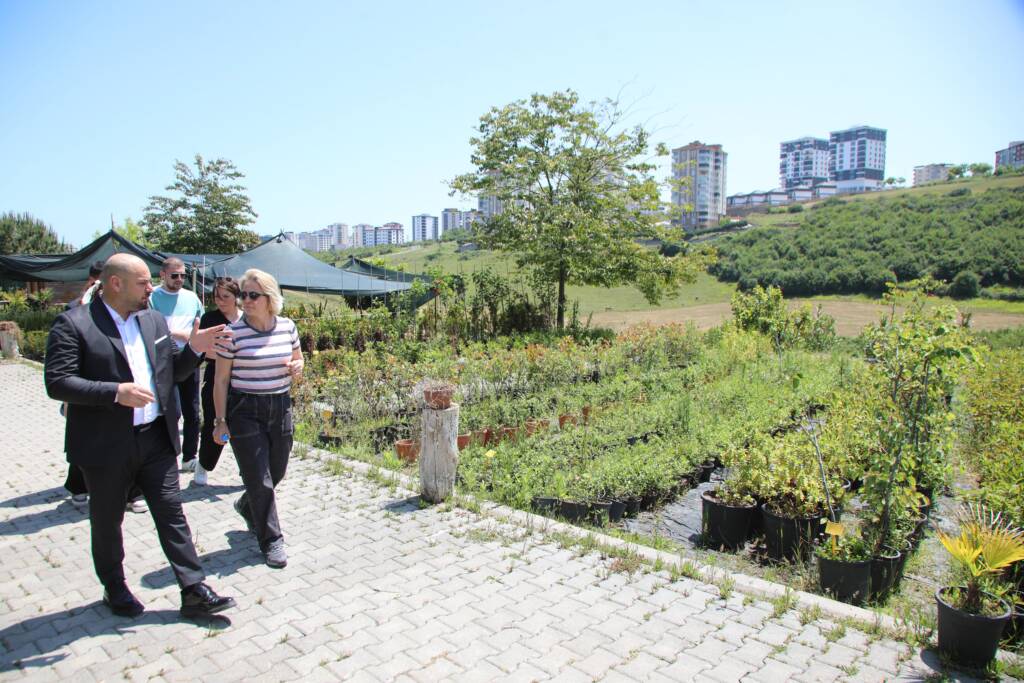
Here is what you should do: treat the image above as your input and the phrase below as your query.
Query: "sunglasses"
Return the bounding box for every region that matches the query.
[168,273,186,280]
[239,291,268,301]
[215,276,234,283]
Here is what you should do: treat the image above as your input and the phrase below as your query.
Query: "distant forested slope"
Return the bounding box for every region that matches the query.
[710,186,1024,296]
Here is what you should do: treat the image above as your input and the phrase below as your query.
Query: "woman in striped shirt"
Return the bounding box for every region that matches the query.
[212,269,303,569]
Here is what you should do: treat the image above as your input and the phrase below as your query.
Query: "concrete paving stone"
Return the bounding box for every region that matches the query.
[455,660,511,683]
[743,657,804,682]
[702,657,757,682]
[497,662,553,683]
[361,651,421,680]
[815,641,862,669]
[560,628,614,659]
[406,656,465,682]
[753,621,797,647]
[714,619,760,646]
[528,643,581,677]
[793,660,847,683]
[728,638,776,667]
[572,647,623,679]
[656,651,712,679]
[688,634,739,664]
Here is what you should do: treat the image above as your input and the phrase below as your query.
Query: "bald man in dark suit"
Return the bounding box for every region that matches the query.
[44,254,236,618]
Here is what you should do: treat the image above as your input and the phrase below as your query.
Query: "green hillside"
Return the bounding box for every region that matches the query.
[711,178,1024,297]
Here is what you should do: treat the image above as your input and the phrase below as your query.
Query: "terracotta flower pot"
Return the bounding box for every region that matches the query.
[457,433,471,451]
[582,405,592,425]
[394,439,419,463]
[558,414,577,429]
[423,386,454,410]
[539,419,551,430]
[500,426,518,442]
[525,420,539,436]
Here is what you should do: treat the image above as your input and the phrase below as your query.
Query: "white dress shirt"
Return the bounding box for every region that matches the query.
[103,301,162,426]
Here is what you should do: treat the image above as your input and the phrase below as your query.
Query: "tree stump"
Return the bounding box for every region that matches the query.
[0,323,21,360]
[419,403,459,503]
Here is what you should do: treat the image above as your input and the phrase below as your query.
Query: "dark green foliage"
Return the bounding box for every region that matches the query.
[711,187,1024,296]
[950,271,980,298]
[0,212,73,255]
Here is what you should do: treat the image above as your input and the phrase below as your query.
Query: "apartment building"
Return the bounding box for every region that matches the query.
[412,214,439,242]
[829,125,887,193]
[779,137,830,189]
[671,141,727,230]
[995,141,1024,170]
[913,164,954,186]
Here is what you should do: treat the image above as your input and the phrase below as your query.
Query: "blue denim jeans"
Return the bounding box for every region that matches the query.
[227,391,293,550]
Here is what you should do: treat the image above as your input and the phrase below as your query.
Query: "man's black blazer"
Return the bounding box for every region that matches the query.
[44,297,202,467]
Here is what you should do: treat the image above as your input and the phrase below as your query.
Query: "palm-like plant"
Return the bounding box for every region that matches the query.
[938,503,1024,613]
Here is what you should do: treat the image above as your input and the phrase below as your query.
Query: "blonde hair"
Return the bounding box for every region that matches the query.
[240,268,284,315]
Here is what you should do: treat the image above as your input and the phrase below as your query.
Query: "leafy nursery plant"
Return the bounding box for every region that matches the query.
[938,504,1024,615]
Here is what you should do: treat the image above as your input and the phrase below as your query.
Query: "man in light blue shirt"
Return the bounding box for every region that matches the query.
[150,257,205,473]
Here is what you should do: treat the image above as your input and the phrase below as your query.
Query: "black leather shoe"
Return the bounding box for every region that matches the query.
[180,582,236,618]
[103,582,144,618]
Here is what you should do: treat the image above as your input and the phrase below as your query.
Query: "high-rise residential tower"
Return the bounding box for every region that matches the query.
[412,214,439,242]
[672,141,727,230]
[779,137,830,189]
[829,125,887,193]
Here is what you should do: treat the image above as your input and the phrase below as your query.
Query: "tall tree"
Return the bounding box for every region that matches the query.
[451,90,711,328]
[142,155,260,253]
[0,212,73,255]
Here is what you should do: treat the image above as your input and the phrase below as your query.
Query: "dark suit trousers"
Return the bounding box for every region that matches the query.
[79,422,205,590]
[177,368,201,462]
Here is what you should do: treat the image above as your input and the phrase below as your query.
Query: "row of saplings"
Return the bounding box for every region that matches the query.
[703,298,1023,668]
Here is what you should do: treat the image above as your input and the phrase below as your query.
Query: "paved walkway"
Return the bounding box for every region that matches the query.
[0,361,1001,682]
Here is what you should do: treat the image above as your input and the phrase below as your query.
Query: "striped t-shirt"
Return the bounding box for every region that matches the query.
[217,316,300,394]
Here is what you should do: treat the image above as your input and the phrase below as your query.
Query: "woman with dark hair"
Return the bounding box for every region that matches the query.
[193,277,243,486]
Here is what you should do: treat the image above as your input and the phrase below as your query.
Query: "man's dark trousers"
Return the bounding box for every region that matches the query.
[177,368,200,464]
[79,421,204,589]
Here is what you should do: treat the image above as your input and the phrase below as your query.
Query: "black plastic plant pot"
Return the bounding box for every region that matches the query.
[531,496,559,515]
[818,556,871,605]
[701,491,754,551]
[640,491,658,511]
[318,432,343,447]
[698,461,715,484]
[588,501,611,527]
[762,504,819,562]
[748,500,765,539]
[936,587,1012,667]
[1006,593,1024,645]
[625,497,642,517]
[869,546,903,600]
[608,500,626,523]
[559,500,588,523]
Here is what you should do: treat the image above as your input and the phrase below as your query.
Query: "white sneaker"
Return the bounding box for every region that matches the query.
[193,463,208,486]
[180,459,197,473]
[71,493,88,507]
[126,498,148,514]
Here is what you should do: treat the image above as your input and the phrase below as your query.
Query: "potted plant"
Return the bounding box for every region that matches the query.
[935,504,1024,667]
[816,532,872,605]
[394,438,419,463]
[422,379,456,410]
[701,484,756,552]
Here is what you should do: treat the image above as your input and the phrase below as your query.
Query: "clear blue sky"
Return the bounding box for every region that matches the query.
[2,0,1023,248]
